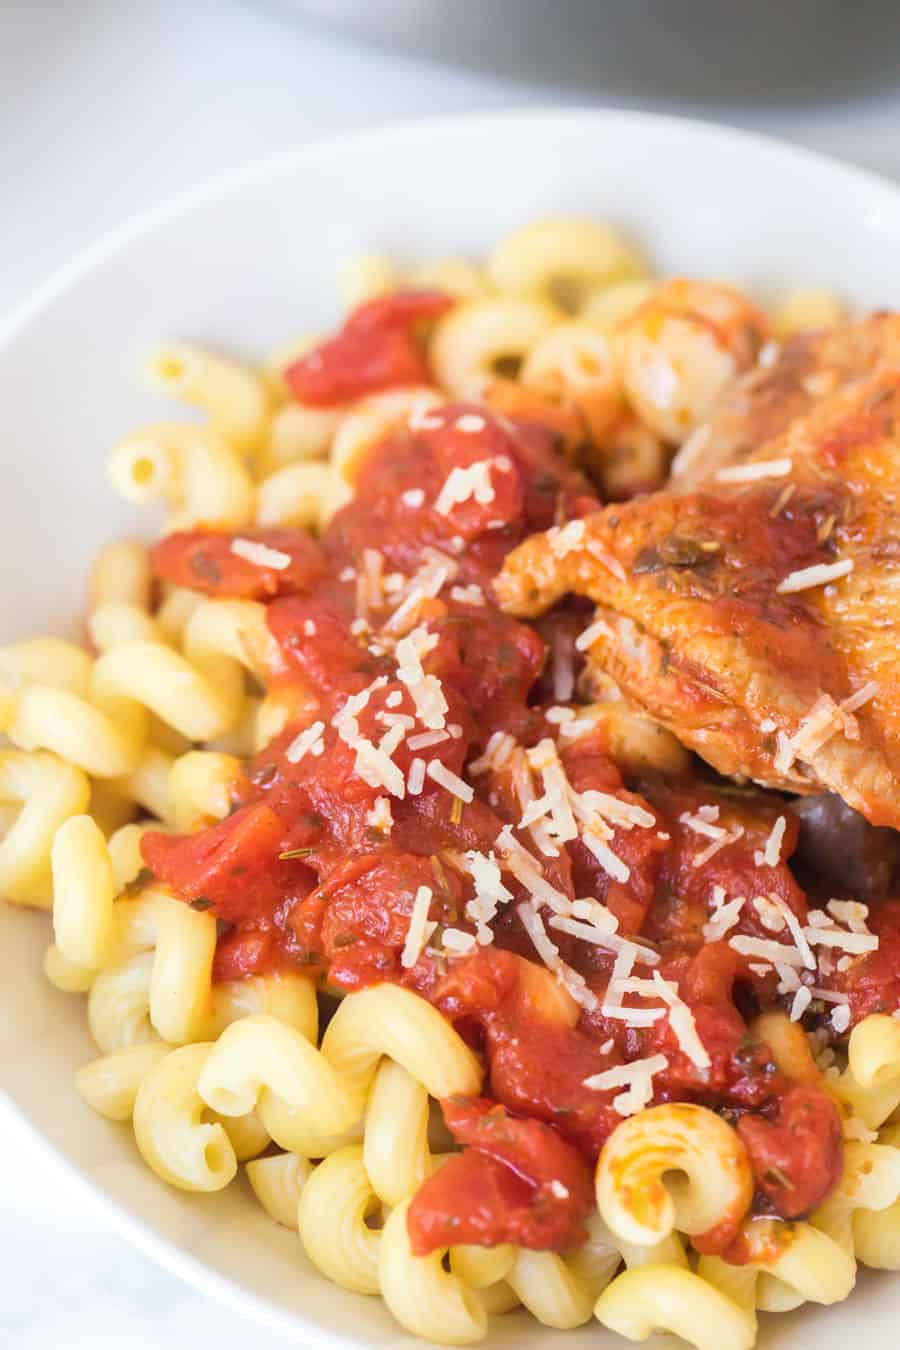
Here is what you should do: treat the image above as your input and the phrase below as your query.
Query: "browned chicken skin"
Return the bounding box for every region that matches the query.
[496,315,900,828]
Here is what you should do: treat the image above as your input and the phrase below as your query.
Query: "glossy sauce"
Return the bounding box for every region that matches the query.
[141,295,870,1259]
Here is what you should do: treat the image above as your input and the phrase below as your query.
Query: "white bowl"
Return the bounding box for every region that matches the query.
[3,108,900,1349]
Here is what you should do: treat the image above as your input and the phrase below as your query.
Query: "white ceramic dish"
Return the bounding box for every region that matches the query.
[3,108,900,1349]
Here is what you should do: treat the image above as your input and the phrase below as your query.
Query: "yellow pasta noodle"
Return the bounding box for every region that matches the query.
[772,288,844,339]
[520,319,622,441]
[132,1042,238,1191]
[50,814,116,969]
[168,750,240,833]
[831,1014,900,1128]
[579,277,656,334]
[246,1151,311,1230]
[113,746,175,822]
[488,217,642,305]
[505,1250,594,1329]
[88,538,152,612]
[297,1145,382,1295]
[0,749,90,907]
[145,345,270,455]
[594,1265,756,1350]
[197,1013,362,1146]
[595,1103,753,1248]
[0,637,93,696]
[93,639,243,743]
[256,460,337,530]
[320,983,483,1102]
[75,1042,171,1120]
[379,1199,487,1346]
[363,1058,431,1208]
[88,601,163,651]
[430,295,560,401]
[108,423,255,529]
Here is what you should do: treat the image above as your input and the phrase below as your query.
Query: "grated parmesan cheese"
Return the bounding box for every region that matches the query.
[549,915,659,965]
[776,558,854,594]
[469,731,516,776]
[715,458,792,484]
[768,894,816,970]
[285,720,326,763]
[651,971,710,1071]
[455,413,487,433]
[231,538,291,570]
[582,830,630,883]
[679,809,725,841]
[575,617,615,653]
[518,902,597,1011]
[407,729,450,751]
[462,849,514,941]
[426,759,474,803]
[803,927,879,955]
[449,584,485,606]
[789,986,813,1021]
[407,757,426,795]
[441,928,477,954]
[395,626,448,729]
[366,796,394,833]
[754,815,787,868]
[702,893,746,942]
[586,538,627,581]
[548,519,587,559]
[583,1054,669,1117]
[730,935,806,967]
[401,886,436,968]
[495,825,570,914]
[402,488,425,508]
[691,827,744,869]
[434,459,497,516]
[841,681,878,714]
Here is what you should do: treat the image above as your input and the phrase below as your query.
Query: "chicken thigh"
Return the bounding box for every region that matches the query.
[495,315,900,827]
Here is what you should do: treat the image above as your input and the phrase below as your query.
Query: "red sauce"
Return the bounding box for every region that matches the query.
[284,290,454,406]
[408,1097,594,1254]
[139,305,861,1260]
[152,527,325,600]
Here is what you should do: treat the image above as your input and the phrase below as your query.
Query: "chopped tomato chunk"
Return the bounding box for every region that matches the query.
[737,1084,844,1219]
[284,291,453,406]
[151,528,326,599]
[408,1097,594,1255]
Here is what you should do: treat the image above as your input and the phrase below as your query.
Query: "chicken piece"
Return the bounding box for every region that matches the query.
[496,316,900,827]
[671,313,900,487]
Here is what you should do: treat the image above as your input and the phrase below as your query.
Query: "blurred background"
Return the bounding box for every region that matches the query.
[4,0,900,320]
[2,1,900,1346]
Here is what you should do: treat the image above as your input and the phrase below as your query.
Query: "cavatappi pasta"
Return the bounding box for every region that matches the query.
[9,216,899,1350]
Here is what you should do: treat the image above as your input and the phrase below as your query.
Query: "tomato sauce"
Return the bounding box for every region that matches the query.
[142,300,872,1261]
[284,291,455,406]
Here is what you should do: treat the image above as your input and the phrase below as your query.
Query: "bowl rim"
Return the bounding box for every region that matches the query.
[5,102,900,1347]
[4,102,900,355]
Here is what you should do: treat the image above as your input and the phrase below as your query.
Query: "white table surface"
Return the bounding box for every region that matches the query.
[3,2,900,1345]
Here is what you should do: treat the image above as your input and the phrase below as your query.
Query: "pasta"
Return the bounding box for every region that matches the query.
[108,422,256,529]
[6,216,897,1350]
[596,1103,753,1248]
[145,345,270,455]
[132,1041,239,1191]
[297,1145,382,1294]
[246,1150,311,1229]
[380,1200,488,1346]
